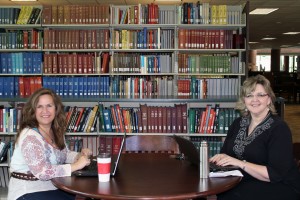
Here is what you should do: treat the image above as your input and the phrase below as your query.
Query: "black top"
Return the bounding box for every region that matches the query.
[219,113,300,200]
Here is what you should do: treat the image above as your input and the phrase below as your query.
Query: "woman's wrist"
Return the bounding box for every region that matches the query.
[241,160,247,170]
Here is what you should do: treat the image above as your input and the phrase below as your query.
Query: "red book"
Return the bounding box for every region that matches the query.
[207,108,216,134]
[171,106,177,133]
[140,104,148,133]
[42,5,52,24]
[101,52,109,73]
[73,107,85,132]
[175,104,182,133]
[105,136,113,154]
[181,104,188,133]
[98,136,106,154]
[23,77,31,97]
[115,104,125,133]
[112,136,122,155]
[110,105,119,133]
[157,106,163,133]
[135,110,142,133]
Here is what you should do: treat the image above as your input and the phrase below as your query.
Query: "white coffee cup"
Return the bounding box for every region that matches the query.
[97,153,111,182]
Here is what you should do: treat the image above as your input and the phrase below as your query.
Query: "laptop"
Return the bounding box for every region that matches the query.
[173,135,239,172]
[72,134,126,177]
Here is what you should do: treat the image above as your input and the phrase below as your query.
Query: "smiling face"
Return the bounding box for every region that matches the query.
[35,94,56,128]
[244,84,271,118]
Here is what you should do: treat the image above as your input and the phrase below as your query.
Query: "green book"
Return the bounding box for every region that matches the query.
[188,108,196,133]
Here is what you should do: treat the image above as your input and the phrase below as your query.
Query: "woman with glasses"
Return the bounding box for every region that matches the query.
[210,75,300,200]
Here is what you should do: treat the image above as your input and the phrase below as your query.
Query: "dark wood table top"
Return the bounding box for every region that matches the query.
[52,153,241,200]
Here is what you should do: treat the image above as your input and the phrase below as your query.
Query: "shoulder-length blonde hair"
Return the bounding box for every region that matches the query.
[236,74,277,116]
[16,88,67,150]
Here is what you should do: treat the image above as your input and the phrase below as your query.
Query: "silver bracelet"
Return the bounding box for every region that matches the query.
[242,160,247,170]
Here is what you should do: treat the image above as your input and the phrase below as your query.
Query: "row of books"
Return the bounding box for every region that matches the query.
[43,76,110,98]
[110,76,174,99]
[0,76,42,98]
[178,53,237,74]
[43,29,110,50]
[42,5,110,25]
[111,28,174,50]
[179,3,244,25]
[0,29,42,50]
[97,104,188,134]
[188,105,241,134]
[0,52,42,74]
[0,106,22,133]
[178,29,244,49]
[0,103,240,135]
[44,52,109,74]
[112,53,173,74]
[0,6,41,25]
[178,77,239,98]
[66,136,123,158]
[111,4,176,25]
[178,78,207,99]
[65,105,100,133]
[0,76,239,99]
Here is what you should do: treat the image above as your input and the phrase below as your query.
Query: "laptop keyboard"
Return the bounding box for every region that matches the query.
[72,160,98,176]
[209,162,239,172]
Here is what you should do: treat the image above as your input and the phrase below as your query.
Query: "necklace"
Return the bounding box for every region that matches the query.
[38,126,54,144]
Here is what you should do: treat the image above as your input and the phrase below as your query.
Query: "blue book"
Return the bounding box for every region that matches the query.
[68,77,73,97]
[63,77,68,97]
[0,77,3,96]
[27,52,33,74]
[83,77,88,96]
[58,77,63,96]
[87,77,92,96]
[23,52,28,74]
[73,77,79,97]
[78,76,84,96]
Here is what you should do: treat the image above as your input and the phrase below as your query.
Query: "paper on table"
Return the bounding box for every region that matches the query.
[209,170,243,177]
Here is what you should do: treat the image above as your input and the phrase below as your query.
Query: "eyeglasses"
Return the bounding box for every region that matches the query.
[244,93,269,99]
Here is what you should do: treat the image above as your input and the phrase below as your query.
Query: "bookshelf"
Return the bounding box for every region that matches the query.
[0,2,249,168]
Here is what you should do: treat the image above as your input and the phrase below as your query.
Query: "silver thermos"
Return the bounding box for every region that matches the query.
[200,140,209,178]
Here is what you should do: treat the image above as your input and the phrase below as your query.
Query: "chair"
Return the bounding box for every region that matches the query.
[125,135,179,154]
[293,143,300,169]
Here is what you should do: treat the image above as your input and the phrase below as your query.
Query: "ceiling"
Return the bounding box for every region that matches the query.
[1,0,300,52]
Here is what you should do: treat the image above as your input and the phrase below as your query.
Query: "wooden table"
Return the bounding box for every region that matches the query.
[52,154,241,200]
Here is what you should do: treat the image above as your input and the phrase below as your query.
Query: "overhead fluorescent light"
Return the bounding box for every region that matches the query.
[250,8,278,15]
[261,37,276,40]
[155,0,181,1]
[280,45,292,48]
[249,42,258,44]
[10,0,37,1]
[283,32,300,35]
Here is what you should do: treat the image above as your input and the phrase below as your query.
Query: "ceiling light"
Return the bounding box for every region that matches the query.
[280,45,292,48]
[155,0,181,1]
[10,0,37,1]
[250,8,278,15]
[283,32,300,35]
[261,38,276,40]
[249,42,258,44]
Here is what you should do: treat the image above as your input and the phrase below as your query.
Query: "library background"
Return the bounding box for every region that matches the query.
[0,0,299,198]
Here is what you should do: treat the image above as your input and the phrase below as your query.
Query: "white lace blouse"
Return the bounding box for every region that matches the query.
[8,127,78,200]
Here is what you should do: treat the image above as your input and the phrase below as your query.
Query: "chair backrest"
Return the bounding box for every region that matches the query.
[293,143,300,169]
[125,135,179,154]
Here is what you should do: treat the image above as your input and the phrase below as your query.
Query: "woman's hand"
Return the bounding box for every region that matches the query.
[209,153,245,169]
[71,155,91,172]
[80,148,92,157]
